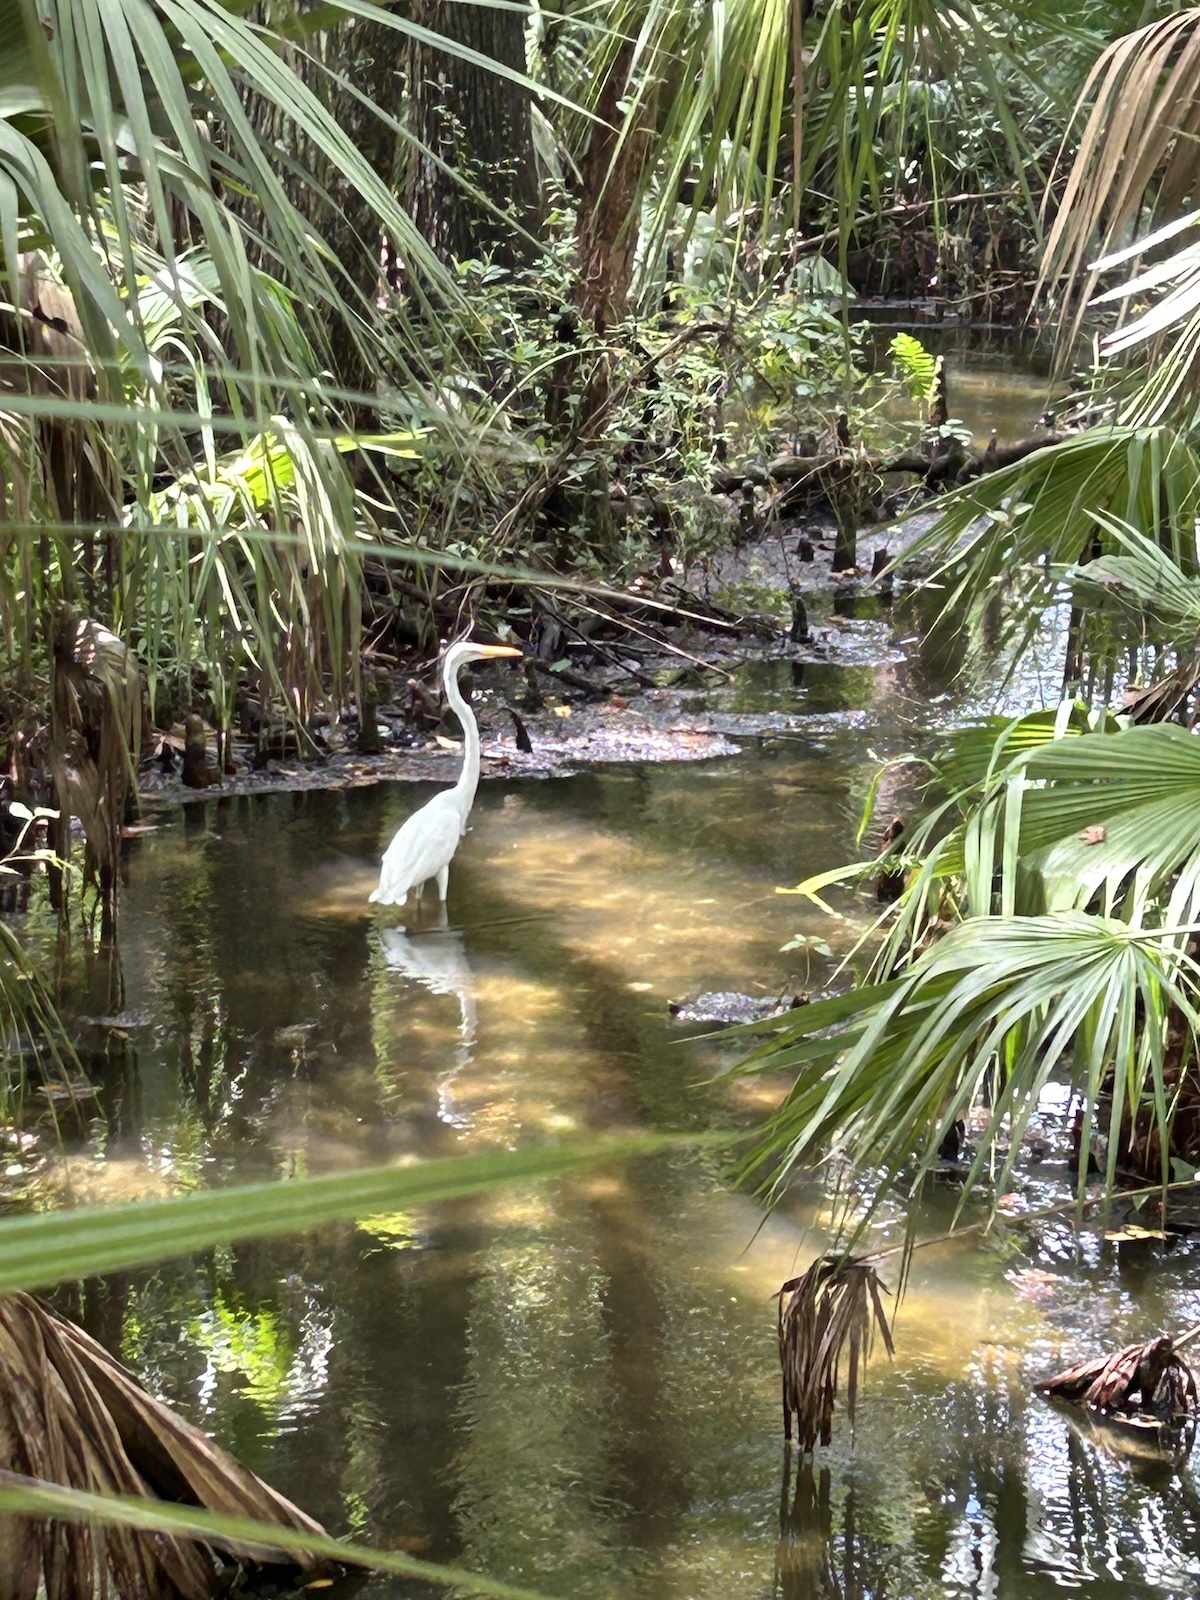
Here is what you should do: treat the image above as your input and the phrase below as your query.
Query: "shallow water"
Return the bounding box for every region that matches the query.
[26,617,1200,1600]
[24,346,1200,1598]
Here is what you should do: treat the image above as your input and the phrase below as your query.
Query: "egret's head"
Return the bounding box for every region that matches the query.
[444,638,522,671]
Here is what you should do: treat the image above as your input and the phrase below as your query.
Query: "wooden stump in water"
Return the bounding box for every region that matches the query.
[180,716,218,790]
[874,815,906,904]
[357,674,383,755]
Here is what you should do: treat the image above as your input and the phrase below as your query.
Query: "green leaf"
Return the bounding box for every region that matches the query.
[0,1135,697,1296]
[0,1475,561,1598]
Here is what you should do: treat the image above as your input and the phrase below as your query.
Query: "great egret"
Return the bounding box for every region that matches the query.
[369,639,521,907]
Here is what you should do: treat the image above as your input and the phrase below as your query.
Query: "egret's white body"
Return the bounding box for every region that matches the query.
[369,640,521,907]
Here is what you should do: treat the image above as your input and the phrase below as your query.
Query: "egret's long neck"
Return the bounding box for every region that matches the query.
[445,663,482,815]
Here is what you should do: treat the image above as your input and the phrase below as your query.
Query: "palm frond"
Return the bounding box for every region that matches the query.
[1040,8,1200,358]
[778,1256,893,1452]
[733,913,1200,1212]
[564,0,1086,305]
[0,1134,685,1296]
[1071,511,1200,640]
[0,1293,333,1596]
[896,425,1200,663]
[0,1138,687,1591]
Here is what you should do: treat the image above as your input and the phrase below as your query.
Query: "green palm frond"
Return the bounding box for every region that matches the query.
[750,712,1200,1225]
[733,912,1200,1212]
[0,1136,683,1597]
[888,714,1200,942]
[896,425,1200,661]
[1071,511,1200,640]
[1013,725,1200,924]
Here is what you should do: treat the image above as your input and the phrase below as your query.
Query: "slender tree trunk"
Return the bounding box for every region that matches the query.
[575,40,654,337]
[554,43,655,551]
[404,1,539,267]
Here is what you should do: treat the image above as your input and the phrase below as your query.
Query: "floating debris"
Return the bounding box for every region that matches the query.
[1036,1324,1196,1440]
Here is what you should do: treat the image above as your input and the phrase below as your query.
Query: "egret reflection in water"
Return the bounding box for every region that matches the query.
[377,923,478,1127]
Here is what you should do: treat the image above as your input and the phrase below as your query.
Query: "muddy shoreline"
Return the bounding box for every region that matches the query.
[138,518,923,810]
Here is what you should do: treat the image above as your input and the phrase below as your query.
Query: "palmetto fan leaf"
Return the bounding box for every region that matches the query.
[733,913,1200,1214]
[1011,726,1200,934]
[896,425,1200,661]
[751,711,1200,1225]
[1075,515,1200,617]
[935,713,1200,926]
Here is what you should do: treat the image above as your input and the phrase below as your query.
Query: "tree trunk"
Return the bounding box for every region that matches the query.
[575,40,654,336]
[231,14,403,414]
[553,44,655,552]
[403,1,539,267]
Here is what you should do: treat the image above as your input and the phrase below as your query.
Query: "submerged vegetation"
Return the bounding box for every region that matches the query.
[11,0,1200,1585]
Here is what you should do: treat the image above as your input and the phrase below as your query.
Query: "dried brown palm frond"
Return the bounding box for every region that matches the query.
[0,1292,337,1599]
[1037,1332,1199,1421]
[1040,8,1200,354]
[777,1257,894,1453]
[48,614,142,901]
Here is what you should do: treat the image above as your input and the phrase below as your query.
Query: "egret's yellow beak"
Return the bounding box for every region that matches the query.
[474,644,522,659]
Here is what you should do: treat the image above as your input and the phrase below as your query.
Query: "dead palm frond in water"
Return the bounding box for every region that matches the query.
[1038,1321,1200,1430]
[0,1138,674,1595]
[0,1293,337,1598]
[778,1257,894,1452]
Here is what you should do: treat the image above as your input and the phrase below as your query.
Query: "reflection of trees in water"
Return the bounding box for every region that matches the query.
[119,791,382,1155]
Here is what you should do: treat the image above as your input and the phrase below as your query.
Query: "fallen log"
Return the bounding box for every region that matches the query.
[712,431,1067,496]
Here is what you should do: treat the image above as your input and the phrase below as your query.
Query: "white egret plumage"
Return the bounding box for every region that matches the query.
[369,639,521,907]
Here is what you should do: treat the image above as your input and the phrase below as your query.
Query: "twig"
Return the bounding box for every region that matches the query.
[866,1173,1200,1267]
[636,319,729,379]
[792,189,1021,255]
[532,594,660,688]
[564,594,735,681]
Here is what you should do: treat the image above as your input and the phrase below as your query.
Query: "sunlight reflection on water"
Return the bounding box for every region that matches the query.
[34,541,1200,1599]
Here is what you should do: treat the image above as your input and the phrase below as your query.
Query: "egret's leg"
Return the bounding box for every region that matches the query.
[436,865,450,902]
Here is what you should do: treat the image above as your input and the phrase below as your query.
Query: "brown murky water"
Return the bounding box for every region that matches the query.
[19,365,1200,1600]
